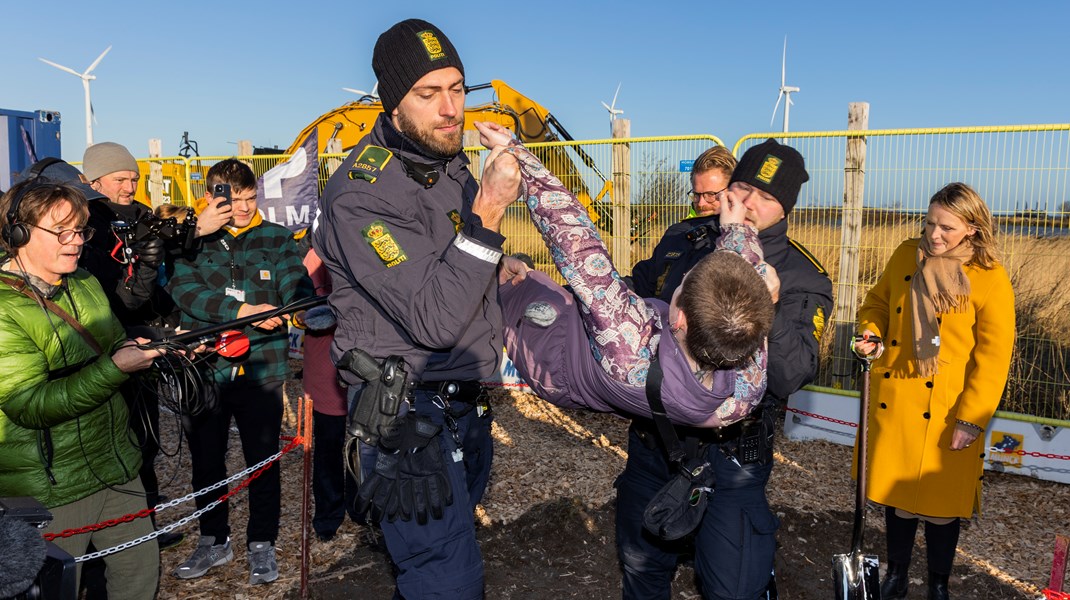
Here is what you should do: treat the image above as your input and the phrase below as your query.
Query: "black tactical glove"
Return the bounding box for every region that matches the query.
[353,414,453,524]
[353,449,402,523]
[131,236,165,269]
[395,420,454,524]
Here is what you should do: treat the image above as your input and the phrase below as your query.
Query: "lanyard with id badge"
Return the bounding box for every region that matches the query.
[220,237,246,380]
[220,237,246,303]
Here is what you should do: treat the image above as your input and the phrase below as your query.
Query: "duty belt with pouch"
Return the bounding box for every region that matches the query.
[633,404,768,465]
[410,380,490,418]
[338,348,410,447]
[640,354,715,540]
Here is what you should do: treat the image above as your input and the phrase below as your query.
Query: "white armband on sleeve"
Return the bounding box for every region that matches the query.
[452,233,503,264]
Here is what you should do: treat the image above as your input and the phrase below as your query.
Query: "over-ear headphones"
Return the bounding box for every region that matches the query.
[2,157,66,248]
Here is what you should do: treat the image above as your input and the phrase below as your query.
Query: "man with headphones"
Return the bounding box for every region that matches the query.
[0,178,165,600]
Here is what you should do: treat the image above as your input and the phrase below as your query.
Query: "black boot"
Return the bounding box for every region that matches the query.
[927,571,950,600]
[881,507,918,599]
[925,519,960,600]
[880,560,910,599]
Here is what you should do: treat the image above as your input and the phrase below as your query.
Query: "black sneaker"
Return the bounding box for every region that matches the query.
[158,530,185,551]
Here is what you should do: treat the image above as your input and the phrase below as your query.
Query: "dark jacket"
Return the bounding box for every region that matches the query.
[169,218,313,386]
[0,265,140,508]
[632,217,833,401]
[312,114,505,384]
[81,199,178,329]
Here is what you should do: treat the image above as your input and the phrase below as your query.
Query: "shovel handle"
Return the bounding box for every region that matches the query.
[850,336,880,555]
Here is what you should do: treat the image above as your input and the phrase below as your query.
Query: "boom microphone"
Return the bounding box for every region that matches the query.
[159,295,327,347]
[0,518,46,598]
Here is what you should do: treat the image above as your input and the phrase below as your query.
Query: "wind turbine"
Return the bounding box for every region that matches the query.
[770,36,800,133]
[601,83,624,122]
[343,82,379,102]
[39,46,111,148]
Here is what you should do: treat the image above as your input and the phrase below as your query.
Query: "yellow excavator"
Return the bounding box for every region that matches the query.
[285,80,614,228]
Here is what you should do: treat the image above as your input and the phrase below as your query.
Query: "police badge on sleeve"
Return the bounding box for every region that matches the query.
[363,220,408,267]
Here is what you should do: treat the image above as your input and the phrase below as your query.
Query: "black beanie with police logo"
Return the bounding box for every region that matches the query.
[730,138,809,216]
[373,19,465,115]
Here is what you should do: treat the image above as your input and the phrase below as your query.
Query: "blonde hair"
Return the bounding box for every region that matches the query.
[928,182,999,268]
[690,146,737,187]
[154,203,189,222]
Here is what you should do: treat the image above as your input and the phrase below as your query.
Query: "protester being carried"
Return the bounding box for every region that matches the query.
[478,121,775,427]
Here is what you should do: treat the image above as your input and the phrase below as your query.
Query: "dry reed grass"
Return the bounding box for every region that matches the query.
[498,205,1070,422]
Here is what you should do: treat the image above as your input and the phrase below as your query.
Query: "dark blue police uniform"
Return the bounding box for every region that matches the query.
[620,217,833,600]
[313,113,504,599]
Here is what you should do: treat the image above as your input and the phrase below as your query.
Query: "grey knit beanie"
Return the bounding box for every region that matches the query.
[372,19,465,115]
[82,142,139,181]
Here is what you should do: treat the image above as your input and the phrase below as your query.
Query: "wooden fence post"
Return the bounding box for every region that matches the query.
[463,130,482,179]
[148,138,164,208]
[832,102,869,389]
[324,137,343,178]
[611,119,632,268]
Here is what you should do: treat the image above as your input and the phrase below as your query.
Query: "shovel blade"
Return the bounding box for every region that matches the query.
[831,552,881,599]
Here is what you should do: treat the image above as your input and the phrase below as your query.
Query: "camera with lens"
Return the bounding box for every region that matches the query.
[0,497,76,600]
[110,208,198,264]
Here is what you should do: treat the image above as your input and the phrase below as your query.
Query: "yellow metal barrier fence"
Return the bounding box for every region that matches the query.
[103,125,1069,426]
[736,125,1070,425]
[464,135,726,283]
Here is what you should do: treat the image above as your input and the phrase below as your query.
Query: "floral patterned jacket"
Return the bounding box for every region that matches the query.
[501,144,767,427]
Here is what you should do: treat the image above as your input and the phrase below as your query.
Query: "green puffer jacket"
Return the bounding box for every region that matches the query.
[0,266,142,509]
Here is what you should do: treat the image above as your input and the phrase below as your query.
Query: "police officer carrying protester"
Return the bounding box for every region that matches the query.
[623,139,834,600]
[312,19,521,599]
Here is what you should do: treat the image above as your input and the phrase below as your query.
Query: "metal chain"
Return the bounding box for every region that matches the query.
[47,439,301,562]
[788,408,1070,462]
[992,449,1070,461]
[784,407,858,428]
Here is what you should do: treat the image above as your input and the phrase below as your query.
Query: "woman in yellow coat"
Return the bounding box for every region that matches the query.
[853,182,1014,600]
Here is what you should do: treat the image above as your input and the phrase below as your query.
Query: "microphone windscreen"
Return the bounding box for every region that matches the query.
[0,518,46,597]
[216,330,250,358]
[302,305,337,331]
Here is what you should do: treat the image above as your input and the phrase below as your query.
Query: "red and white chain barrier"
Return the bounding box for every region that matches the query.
[44,437,303,563]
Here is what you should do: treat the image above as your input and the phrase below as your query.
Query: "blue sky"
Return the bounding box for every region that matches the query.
[5,0,1068,159]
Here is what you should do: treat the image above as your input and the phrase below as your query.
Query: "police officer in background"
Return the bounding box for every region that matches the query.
[622,139,834,600]
[312,19,520,600]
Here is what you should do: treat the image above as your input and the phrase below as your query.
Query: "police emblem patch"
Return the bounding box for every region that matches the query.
[812,306,826,341]
[348,145,393,184]
[447,210,464,233]
[756,155,782,184]
[418,30,446,60]
[363,220,408,267]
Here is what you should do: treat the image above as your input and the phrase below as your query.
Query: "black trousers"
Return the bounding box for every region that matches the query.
[311,411,359,536]
[123,379,162,510]
[183,380,284,544]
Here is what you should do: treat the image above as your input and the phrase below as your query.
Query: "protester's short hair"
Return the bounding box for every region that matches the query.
[0,181,89,254]
[928,182,999,269]
[205,159,256,193]
[691,146,737,187]
[676,251,774,371]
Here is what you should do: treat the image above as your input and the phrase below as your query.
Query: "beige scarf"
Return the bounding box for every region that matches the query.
[911,236,972,377]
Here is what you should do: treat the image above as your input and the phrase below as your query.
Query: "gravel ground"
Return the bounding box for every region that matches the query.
[148,384,1066,599]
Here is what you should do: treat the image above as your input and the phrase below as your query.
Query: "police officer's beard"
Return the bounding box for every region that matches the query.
[396,111,464,157]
